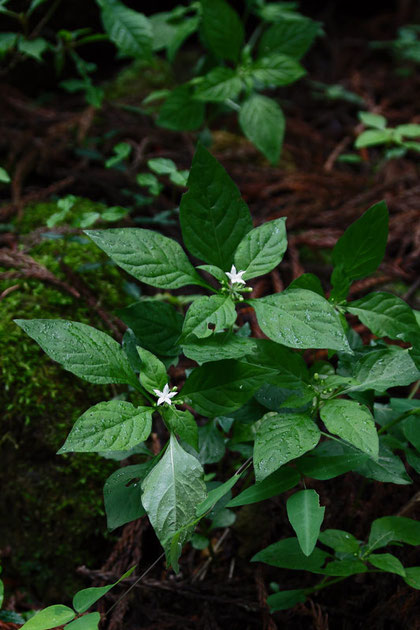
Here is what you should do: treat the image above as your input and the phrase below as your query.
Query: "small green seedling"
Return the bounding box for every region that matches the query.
[355,111,420,159]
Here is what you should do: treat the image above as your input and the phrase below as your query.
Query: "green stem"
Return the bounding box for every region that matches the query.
[408,380,420,399]
[305,575,348,595]
[377,409,417,435]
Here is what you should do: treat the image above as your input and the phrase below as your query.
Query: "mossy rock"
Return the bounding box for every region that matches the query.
[1,207,142,601]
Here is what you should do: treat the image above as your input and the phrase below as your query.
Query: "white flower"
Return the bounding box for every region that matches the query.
[225,265,246,285]
[153,383,177,406]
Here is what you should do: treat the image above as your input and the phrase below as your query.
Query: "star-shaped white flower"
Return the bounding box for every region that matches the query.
[225,265,246,285]
[153,383,177,406]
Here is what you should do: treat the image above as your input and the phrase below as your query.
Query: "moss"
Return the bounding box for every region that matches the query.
[1,209,140,601]
[103,57,173,102]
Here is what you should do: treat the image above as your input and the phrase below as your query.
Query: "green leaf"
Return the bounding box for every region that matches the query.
[358,112,387,129]
[181,360,275,417]
[136,346,167,393]
[331,201,388,289]
[267,590,307,612]
[73,566,135,613]
[251,289,350,351]
[286,489,325,556]
[157,85,205,131]
[20,606,75,630]
[233,218,287,280]
[197,474,241,517]
[227,466,300,507]
[65,613,101,630]
[368,553,406,577]
[239,94,285,165]
[296,452,368,480]
[99,0,152,59]
[14,319,137,386]
[318,529,360,553]
[403,413,420,451]
[347,292,419,343]
[0,33,18,57]
[319,559,367,577]
[0,578,4,608]
[58,401,152,453]
[404,567,420,589]
[320,399,378,459]
[136,172,162,196]
[369,516,420,551]
[246,339,309,389]
[253,411,320,481]
[86,228,203,289]
[348,346,419,392]
[182,332,256,364]
[249,53,305,87]
[355,129,392,148]
[252,537,329,571]
[355,444,411,485]
[182,295,236,339]
[161,405,198,450]
[118,300,183,357]
[17,37,48,61]
[396,123,420,138]
[197,420,225,464]
[104,463,151,529]
[258,17,320,59]
[194,67,242,102]
[141,435,207,560]
[288,273,324,296]
[180,144,252,270]
[105,142,132,168]
[0,166,11,183]
[200,0,244,63]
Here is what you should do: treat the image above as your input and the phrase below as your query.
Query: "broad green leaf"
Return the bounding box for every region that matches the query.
[182,295,236,339]
[58,401,152,453]
[288,273,324,296]
[157,85,205,131]
[368,553,406,577]
[99,0,152,59]
[14,319,137,386]
[227,467,300,507]
[194,67,242,102]
[147,157,176,174]
[251,289,350,351]
[86,228,203,289]
[197,420,225,464]
[249,53,305,87]
[197,474,241,517]
[331,201,388,287]
[104,463,151,529]
[347,346,419,392]
[355,444,411,485]
[118,300,183,357]
[369,516,420,551]
[182,332,256,364]
[18,37,48,61]
[233,218,287,279]
[267,590,306,612]
[137,346,167,394]
[65,613,101,630]
[347,292,419,343]
[252,537,329,571]
[320,399,379,459]
[20,606,75,630]
[318,529,360,554]
[355,129,391,148]
[161,405,198,450]
[200,0,244,63]
[319,559,367,577]
[136,172,162,196]
[286,490,325,556]
[0,33,17,57]
[396,123,420,138]
[73,566,135,613]
[253,411,320,481]
[141,435,207,559]
[197,264,226,284]
[258,17,320,59]
[404,567,420,589]
[239,94,285,165]
[403,414,420,451]
[180,144,252,270]
[358,112,387,129]
[296,452,368,480]
[246,338,309,389]
[181,360,275,417]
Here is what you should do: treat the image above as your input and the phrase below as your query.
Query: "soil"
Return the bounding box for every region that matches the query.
[1,1,420,629]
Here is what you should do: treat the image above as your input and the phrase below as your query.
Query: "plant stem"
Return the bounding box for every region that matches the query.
[377,409,418,435]
[305,575,347,594]
[408,380,419,399]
